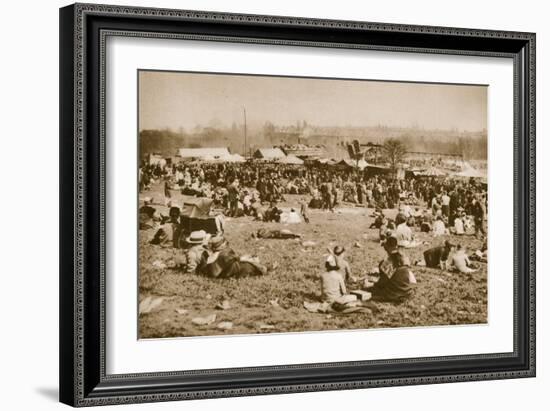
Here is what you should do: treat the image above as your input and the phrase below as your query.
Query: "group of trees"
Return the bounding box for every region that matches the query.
[382,139,408,170]
[140,124,486,167]
[381,134,488,171]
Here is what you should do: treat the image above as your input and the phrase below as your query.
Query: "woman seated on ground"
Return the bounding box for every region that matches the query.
[420,210,433,233]
[394,215,420,248]
[368,237,416,303]
[370,209,386,229]
[332,245,353,283]
[281,208,302,224]
[198,236,268,279]
[320,255,348,303]
[452,213,465,235]
[432,215,449,237]
[451,244,479,273]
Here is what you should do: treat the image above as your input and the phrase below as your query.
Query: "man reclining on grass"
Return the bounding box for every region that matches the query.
[198,236,269,279]
[252,228,301,240]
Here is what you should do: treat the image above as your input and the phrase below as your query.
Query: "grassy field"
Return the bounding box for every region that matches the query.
[138,183,487,338]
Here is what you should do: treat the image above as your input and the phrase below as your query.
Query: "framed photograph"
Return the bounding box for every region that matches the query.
[59,3,535,407]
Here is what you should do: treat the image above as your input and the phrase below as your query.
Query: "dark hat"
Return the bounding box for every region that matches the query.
[169,206,181,218]
[395,213,407,225]
[325,255,339,270]
[209,236,228,251]
[333,246,345,256]
[444,240,455,248]
[383,236,398,251]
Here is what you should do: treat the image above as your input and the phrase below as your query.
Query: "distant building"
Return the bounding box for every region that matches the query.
[280,144,325,160]
[147,153,166,166]
[404,151,463,161]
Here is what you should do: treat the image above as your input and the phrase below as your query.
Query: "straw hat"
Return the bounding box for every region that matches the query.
[185,230,207,245]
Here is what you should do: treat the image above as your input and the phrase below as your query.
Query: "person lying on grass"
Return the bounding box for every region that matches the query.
[175,230,209,274]
[368,236,416,303]
[198,235,268,279]
[252,228,301,239]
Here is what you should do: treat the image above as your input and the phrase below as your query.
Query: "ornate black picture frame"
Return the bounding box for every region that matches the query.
[59,3,535,407]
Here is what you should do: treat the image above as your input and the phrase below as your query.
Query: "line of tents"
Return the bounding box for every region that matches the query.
[156,147,486,181]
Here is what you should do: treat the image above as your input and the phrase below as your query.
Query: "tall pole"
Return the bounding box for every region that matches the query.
[243,106,247,156]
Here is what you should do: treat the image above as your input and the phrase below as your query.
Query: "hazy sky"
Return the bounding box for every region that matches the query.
[139,70,487,132]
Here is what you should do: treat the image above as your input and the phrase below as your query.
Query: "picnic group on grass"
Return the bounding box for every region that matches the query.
[140,160,487,314]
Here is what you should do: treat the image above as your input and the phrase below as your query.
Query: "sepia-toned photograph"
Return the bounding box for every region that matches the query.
[137,70,488,339]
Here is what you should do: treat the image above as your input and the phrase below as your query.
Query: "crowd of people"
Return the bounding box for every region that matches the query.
[140,161,487,216]
[139,159,488,312]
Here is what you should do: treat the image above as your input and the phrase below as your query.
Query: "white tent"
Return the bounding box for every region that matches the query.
[277,154,304,165]
[178,147,231,161]
[454,165,486,178]
[418,166,446,177]
[229,153,246,163]
[339,159,368,170]
[253,147,286,160]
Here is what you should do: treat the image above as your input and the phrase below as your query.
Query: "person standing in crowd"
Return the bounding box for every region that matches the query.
[164,179,171,199]
[226,178,239,217]
[472,194,487,238]
[441,191,450,219]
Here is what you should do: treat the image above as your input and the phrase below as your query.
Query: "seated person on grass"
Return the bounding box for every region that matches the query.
[417,240,455,270]
[394,214,420,248]
[451,244,479,273]
[432,215,449,237]
[320,254,348,304]
[368,236,416,303]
